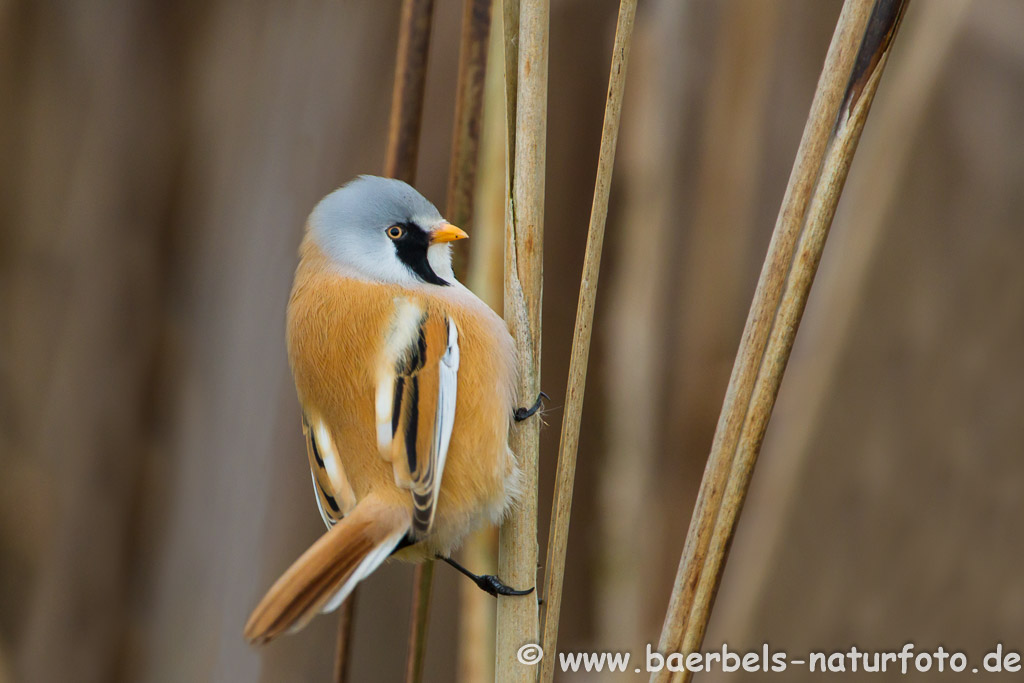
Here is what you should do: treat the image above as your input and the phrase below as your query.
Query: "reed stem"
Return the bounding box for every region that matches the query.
[496,0,547,680]
[405,0,493,680]
[714,0,969,646]
[652,2,909,681]
[356,1,435,682]
[537,3,636,681]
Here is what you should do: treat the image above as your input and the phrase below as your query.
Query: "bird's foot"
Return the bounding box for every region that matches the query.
[472,574,535,597]
[514,391,549,422]
[438,556,534,597]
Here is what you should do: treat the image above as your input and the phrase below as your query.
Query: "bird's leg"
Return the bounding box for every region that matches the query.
[514,391,549,422]
[437,555,534,597]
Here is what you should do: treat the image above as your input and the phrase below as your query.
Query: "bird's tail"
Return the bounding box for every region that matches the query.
[244,495,410,644]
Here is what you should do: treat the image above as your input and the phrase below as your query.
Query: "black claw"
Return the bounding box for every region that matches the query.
[514,391,549,422]
[438,555,534,598]
[475,574,535,598]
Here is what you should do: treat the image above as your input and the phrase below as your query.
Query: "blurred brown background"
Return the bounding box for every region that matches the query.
[2,0,1023,681]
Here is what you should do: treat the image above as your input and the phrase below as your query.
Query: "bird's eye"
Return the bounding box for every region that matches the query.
[386,225,405,240]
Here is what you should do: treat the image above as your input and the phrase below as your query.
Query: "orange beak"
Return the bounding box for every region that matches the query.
[429,223,469,244]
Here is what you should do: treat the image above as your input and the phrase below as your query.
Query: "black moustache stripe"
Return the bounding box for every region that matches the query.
[393,222,450,286]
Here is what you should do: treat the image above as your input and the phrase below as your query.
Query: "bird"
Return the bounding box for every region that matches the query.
[244,175,542,645]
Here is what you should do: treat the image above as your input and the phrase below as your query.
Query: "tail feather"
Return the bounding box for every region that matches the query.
[244,497,410,645]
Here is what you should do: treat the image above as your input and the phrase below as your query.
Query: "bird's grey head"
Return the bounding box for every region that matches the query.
[309,175,467,286]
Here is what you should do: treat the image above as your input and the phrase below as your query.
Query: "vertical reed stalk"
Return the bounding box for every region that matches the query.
[496,0,547,679]
[652,2,909,681]
[537,3,636,682]
[404,561,435,683]
[448,0,494,234]
[501,0,519,187]
[458,5,508,680]
[331,597,356,683]
[335,2,435,682]
[404,1,492,681]
[384,0,436,181]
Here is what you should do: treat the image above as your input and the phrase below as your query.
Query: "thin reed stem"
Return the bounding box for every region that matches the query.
[715,0,970,646]
[384,0,436,181]
[496,0,547,680]
[537,2,636,682]
[404,1,493,681]
[338,2,435,682]
[502,0,519,188]
[331,592,356,683]
[652,2,909,681]
[404,561,435,683]
[458,5,508,680]
[448,0,494,234]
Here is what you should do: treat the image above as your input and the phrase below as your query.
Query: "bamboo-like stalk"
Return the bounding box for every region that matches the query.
[404,561,435,683]
[467,1,509,310]
[448,0,494,234]
[456,531,498,683]
[458,7,509,680]
[536,3,636,681]
[713,0,970,646]
[384,0,436,181]
[502,0,519,188]
[496,0,547,679]
[404,2,493,681]
[652,2,909,681]
[335,2,435,682]
[331,593,356,683]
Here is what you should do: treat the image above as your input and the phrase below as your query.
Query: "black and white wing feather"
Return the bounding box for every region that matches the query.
[375,298,459,538]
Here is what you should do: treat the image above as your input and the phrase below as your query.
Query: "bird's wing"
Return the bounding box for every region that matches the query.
[304,413,357,529]
[375,297,459,537]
